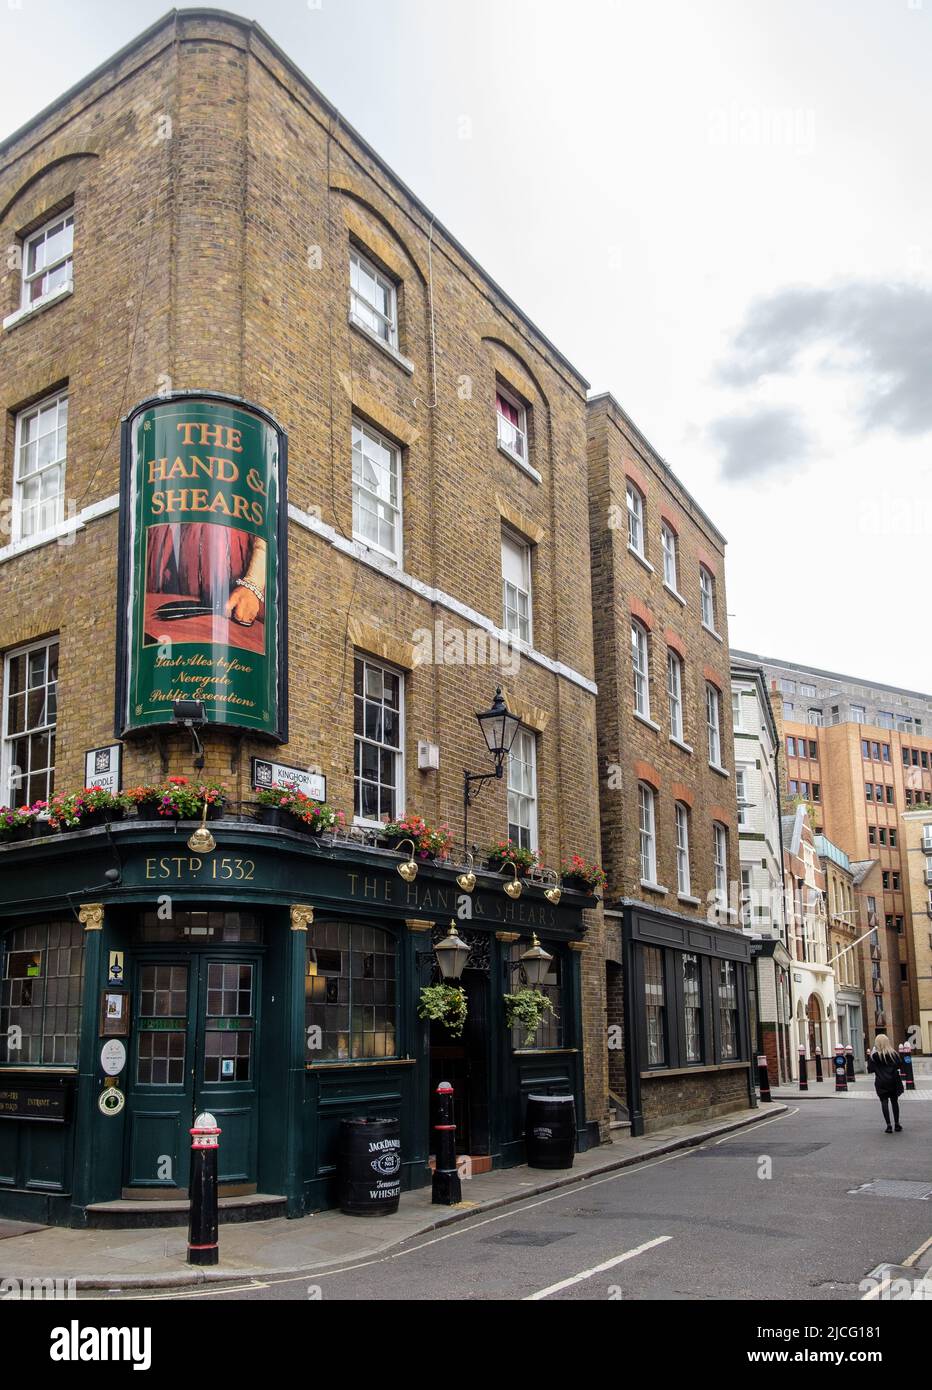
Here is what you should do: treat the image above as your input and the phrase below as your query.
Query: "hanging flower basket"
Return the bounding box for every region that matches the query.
[559,855,606,893]
[381,814,454,861]
[418,983,468,1039]
[504,988,556,1047]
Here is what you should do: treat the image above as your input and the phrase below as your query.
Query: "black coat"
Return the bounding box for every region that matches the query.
[867,1052,904,1096]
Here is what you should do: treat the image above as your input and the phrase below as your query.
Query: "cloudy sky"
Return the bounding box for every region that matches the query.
[3,1,930,690]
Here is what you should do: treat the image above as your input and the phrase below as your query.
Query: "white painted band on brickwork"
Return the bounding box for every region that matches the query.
[0,492,119,564]
[288,502,598,695]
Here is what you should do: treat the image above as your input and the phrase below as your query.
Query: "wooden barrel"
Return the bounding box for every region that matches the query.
[525,1093,576,1169]
[338,1117,402,1215]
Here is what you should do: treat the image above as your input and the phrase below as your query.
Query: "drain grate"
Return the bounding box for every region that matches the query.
[484,1229,573,1247]
[849,1179,932,1201]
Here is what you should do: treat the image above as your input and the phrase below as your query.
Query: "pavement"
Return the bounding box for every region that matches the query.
[0,1104,782,1289]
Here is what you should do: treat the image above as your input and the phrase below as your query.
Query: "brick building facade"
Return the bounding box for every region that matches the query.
[588,395,752,1134]
[0,11,608,1225]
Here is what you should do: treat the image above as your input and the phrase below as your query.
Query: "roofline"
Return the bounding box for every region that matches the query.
[731,648,932,705]
[0,8,590,392]
[730,659,779,744]
[588,392,727,547]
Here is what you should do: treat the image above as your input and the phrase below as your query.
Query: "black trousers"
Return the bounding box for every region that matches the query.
[878,1092,900,1126]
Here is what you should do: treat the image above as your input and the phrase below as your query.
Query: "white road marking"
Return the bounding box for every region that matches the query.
[127,1110,793,1300]
[523,1235,673,1301]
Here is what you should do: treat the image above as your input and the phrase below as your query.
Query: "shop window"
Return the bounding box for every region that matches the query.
[643,944,666,1066]
[2,636,59,807]
[683,953,703,1062]
[0,919,84,1065]
[136,911,262,943]
[305,921,398,1062]
[509,940,563,1049]
[718,959,738,1059]
[353,654,403,823]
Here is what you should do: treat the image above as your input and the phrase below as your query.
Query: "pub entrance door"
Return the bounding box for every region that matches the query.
[428,962,491,1160]
[124,947,261,1194]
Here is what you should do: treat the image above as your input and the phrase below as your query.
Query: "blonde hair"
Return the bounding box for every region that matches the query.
[873,1033,899,1062]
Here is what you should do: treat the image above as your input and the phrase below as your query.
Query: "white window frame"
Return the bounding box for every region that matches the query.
[699,565,716,629]
[638,782,657,885]
[713,822,728,909]
[501,528,533,645]
[12,391,68,544]
[660,522,677,590]
[2,636,59,808]
[496,383,529,467]
[352,417,403,564]
[21,210,74,310]
[735,765,749,827]
[631,621,651,719]
[507,727,538,851]
[851,705,866,724]
[626,482,645,557]
[349,247,398,348]
[675,802,691,897]
[706,683,722,767]
[667,650,683,742]
[353,654,404,826]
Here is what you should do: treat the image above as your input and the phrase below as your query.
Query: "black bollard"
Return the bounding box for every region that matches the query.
[833,1048,848,1092]
[814,1048,824,1084]
[845,1045,855,1082]
[757,1054,772,1102]
[903,1044,916,1091]
[188,1111,221,1266]
[798,1045,808,1092]
[432,1081,462,1206]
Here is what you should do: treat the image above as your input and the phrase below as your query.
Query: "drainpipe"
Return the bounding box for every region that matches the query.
[621,905,644,1136]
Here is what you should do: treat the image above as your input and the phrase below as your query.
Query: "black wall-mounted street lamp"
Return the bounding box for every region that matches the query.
[463,687,521,854]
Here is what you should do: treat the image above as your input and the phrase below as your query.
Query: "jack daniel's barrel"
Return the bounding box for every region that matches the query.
[339,1117,402,1215]
[525,1094,576,1169]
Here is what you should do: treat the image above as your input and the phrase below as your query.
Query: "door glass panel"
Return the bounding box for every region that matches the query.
[136,963,188,1085]
[203,961,254,1083]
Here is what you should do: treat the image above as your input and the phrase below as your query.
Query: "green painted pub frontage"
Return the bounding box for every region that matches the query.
[0,821,595,1227]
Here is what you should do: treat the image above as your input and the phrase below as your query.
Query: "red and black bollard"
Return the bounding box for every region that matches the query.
[432,1081,462,1206]
[798,1045,808,1092]
[902,1043,916,1091]
[833,1047,848,1092]
[814,1047,824,1084]
[188,1111,221,1266]
[845,1045,855,1082]
[897,1044,907,1082]
[757,1054,772,1102]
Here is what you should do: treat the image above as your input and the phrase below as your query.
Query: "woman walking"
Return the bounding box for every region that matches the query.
[867,1034,904,1133]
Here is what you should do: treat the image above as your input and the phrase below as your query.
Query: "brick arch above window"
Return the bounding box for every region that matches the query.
[480,334,550,414]
[630,596,654,630]
[622,461,649,498]
[672,783,694,808]
[633,759,661,791]
[0,147,99,225]
[665,628,686,658]
[703,663,725,689]
[659,510,681,535]
[710,805,735,828]
[330,180,428,284]
[696,548,720,577]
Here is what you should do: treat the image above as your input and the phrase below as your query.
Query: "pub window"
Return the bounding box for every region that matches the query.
[353,654,404,823]
[717,959,739,1060]
[507,727,538,850]
[349,246,398,349]
[683,953,703,1063]
[305,921,398,1062]
[643,944,666,1066]
[21,210,74,308]
[496,382,529,468]
[136,963,188,1085]
[0,919,85,1065]
[2,636,59,807]
[509,940,563,1049]
[352,417,402,563]
[13,392,68,542]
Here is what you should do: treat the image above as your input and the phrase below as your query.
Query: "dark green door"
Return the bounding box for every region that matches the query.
[125,953,260,1192]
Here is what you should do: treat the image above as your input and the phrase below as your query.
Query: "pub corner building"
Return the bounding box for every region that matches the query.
[0,11,616,1227]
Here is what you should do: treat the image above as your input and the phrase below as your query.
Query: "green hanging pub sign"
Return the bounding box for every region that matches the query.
[115,392,289,741]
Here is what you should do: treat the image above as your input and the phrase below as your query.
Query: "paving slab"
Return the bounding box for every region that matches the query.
[0,1104,784,1289]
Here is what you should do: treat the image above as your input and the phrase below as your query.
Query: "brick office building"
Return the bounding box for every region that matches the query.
[588,396,752,1135]
[735,650,932,1048]
[0,11,608,1226]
